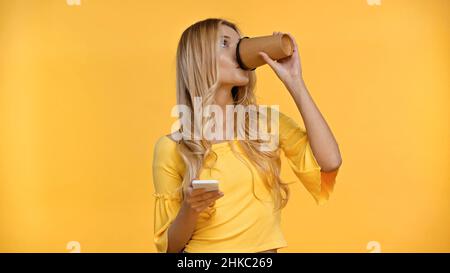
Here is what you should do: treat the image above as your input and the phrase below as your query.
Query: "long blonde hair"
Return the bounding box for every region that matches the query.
[174,18,291,213]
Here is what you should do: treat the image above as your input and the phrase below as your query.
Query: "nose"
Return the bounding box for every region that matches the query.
[231,44,239,68]
[235,37,247,70]
[233,50,241,68]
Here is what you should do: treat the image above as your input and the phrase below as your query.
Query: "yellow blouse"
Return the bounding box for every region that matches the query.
[152,110,338,253]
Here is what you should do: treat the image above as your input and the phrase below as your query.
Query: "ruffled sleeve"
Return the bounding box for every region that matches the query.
[152,136,184,253]
[278,111,339,205]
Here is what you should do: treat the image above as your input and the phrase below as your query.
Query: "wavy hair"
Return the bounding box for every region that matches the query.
[174,18,291,214]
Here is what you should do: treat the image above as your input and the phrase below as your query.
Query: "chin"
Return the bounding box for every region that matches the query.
[234,78,249,87]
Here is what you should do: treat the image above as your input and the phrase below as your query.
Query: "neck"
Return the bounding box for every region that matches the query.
[213,85,235,142]
[215,85,234,110]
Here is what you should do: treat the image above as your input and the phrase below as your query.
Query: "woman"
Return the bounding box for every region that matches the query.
[152,18,342,253]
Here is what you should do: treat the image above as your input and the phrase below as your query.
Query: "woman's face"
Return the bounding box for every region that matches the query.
[217,24,249,88]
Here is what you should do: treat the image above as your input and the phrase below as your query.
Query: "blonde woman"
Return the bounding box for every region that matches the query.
[152,18,342,253]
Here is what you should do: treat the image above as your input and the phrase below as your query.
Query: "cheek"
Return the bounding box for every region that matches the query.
[218,54,248,83]
[218,58,231,80]
[218,54,234,71]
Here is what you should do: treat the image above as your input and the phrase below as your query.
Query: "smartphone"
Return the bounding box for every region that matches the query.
[192,179,219,192]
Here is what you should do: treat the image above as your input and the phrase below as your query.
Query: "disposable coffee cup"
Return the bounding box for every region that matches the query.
[236,33,294,70]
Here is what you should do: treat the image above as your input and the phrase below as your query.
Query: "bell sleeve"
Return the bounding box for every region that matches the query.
[152,137,184,253]
[278,111,339,205]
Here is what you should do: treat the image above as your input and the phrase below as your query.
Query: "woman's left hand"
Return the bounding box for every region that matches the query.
[258,32,304,91]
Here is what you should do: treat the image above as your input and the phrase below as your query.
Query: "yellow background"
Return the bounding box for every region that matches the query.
[1,0,449,252]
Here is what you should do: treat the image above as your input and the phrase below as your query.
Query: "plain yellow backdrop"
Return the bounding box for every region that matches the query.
[0,0,449,252]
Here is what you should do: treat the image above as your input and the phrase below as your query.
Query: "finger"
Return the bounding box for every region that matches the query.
[205,196,221,209]
[258,51,278,69]
[191,190,222,203]
[190,188,206,197]
[192,198,213,210]
[192,193,223,208]
[206,198,218,209]
[192,200,219,213]
[189,193,212,203]
[206,194,224,204]
[286,32,298,52]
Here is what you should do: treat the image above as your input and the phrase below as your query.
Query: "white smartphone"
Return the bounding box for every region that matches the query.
[192,179,219,192]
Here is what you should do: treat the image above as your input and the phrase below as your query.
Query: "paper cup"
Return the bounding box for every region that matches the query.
[237,33,294,70]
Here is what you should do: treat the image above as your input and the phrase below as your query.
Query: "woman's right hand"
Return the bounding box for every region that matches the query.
[182,184,224,215]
